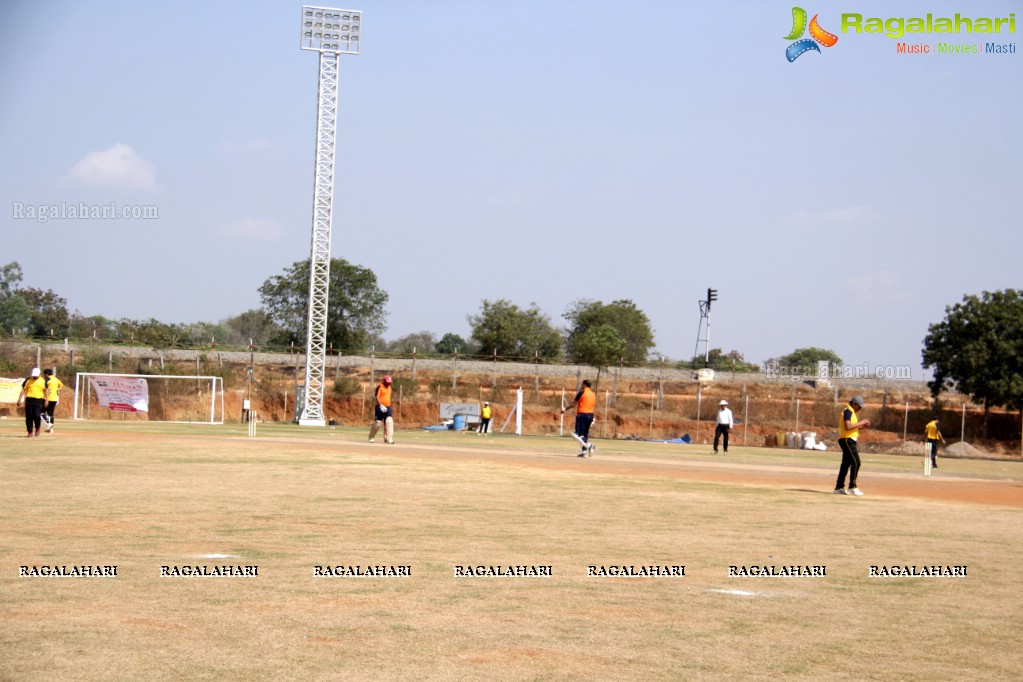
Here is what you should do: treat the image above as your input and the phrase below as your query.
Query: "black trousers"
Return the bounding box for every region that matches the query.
[575,413,594,443]
[836,437,861,489]
[714,425,730,452]
[24,397,44,434]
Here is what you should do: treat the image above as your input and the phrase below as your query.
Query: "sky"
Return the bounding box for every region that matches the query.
[1,0,1019,377]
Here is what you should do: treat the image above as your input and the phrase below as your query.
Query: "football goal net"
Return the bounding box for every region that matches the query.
[73,373,224,424]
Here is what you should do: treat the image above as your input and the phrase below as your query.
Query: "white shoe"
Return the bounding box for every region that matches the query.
[368,438,375,443]
[834,488,848,495]
[587,443,595,457]
[385,439,393,444]
[848,488,864,496]
[46,424,54,433]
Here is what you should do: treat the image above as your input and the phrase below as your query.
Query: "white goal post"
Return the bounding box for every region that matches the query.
[73,373,225,424]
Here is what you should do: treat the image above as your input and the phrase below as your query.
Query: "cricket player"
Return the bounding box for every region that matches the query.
[834,396,871,496]
[561,379,597,457]
[368,375,394,444]
[924,418,945,469]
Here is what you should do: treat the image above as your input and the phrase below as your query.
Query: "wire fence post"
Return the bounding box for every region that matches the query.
[744,393,749,446]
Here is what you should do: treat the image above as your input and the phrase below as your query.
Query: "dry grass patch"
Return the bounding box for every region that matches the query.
[1,421,1021,680]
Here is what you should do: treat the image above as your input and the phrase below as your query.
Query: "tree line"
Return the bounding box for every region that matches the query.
[3,259,1021,421]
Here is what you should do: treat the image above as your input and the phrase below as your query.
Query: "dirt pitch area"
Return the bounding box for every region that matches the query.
[1,420,1021,681]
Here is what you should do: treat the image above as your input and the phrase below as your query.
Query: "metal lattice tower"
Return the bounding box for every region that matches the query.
[298,7,360,426]
[692,288,717,368]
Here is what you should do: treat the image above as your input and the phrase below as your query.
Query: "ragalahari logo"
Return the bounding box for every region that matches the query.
[785,7,839,61]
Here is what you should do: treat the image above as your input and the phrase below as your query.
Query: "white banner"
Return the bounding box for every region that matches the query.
[439,402,480,419]
[89,376,149,413]
[0,378,24,404]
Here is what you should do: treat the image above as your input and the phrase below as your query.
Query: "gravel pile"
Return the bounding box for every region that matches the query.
[942,441,988,459]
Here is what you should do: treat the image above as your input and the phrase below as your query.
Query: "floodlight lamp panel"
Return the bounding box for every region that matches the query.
[301,5,361,54]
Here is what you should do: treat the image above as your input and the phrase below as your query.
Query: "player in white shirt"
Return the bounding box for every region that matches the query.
[714,400,734,454]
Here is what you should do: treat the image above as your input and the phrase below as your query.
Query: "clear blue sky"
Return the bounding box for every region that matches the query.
[1,0,1019,375]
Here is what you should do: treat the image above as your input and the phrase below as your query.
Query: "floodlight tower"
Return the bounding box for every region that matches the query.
[297,6,361,426]
[693,288,717,368]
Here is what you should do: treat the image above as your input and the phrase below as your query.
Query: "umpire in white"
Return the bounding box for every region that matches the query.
[713,400,734,454]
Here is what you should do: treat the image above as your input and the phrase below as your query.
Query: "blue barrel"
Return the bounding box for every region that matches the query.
[452,414,465,431]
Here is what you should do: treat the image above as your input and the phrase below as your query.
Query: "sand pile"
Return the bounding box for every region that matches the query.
[943,441,987,459]
[886,440,926,455]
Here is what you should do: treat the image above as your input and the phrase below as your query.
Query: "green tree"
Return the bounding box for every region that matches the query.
[389,330,437,354]
[922,289,1023,437]
[564,299,654,365]
[20,287,70,337]
[185,321,231,348]
[686,348,759,372]
[68,313,116,340]
[116,318,189,349]
[435,332,470,356]
[571,323,627,385]
[222,309,281,347]
[468,299,562,360]
[767,347,843,373]
[258,258,388,352]
[0,261,31,335]
[0,263,72,337]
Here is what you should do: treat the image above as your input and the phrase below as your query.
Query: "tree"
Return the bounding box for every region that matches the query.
[0,262,72,338]
[115,318,189,349]
[686,348,759,372]
[0,261,31,335]
[468,299,562,360]
[222,309,281,347]
[68,313,116,341]
[767,347,843,373]
[571,323,627,385]
[185,321,231,348]
[922,289,1023,437]
[388,331,437,355]
[20,287,70,337]
[258,258,388,352]
[435,332,470,356]
[564,299,654,365]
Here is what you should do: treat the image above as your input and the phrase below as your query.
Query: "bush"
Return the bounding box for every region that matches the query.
[0,342,24,373]
[332,376,362,399]
[390,376,417,398]
[71,345,113,373]
[429,379,448,398]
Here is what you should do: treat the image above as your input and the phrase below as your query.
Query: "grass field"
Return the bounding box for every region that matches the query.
[2,419,1021,681]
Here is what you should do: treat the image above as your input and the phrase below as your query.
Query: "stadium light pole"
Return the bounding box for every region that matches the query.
[297,6,361,426]
[704,288,717,367]
[693,288,717,369]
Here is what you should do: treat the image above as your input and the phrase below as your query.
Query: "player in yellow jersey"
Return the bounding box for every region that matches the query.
[924,418,945,469]
[561,379,597,457]
[16,368,48,437]
[477,401,492,435]
[41,368,63,433]
[834,396,871,496]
